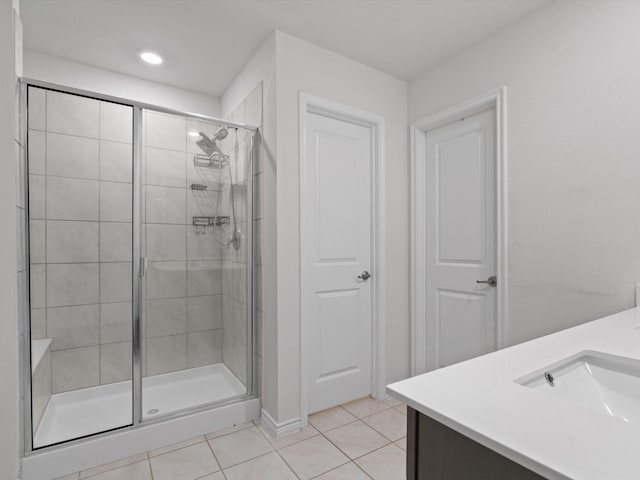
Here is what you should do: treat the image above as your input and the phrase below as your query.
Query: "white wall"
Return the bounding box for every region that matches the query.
[222,31,409,431]
[24,50,221,117]
[221,33,279,421]
[1,1,21,479]
[409,1,640,345]
[274,32,409,425]
[221,34,275,120]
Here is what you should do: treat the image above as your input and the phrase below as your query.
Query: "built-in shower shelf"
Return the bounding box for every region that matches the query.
[192,215,230,234]
[193,154,226,169]
[192,216,230,227]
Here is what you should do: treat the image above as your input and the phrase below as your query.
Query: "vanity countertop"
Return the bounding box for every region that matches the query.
[387,307,640,480]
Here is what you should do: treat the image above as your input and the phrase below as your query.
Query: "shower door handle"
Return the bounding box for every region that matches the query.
[357,271,371,281]
[139,257,147,277]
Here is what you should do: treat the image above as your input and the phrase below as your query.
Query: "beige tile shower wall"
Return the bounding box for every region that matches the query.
[28,90,228,393]
[143,111,224,377]
[28,86,134,394]
[221,82,263,392]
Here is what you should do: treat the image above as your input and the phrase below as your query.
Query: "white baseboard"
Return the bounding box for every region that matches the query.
[260,409,302,438]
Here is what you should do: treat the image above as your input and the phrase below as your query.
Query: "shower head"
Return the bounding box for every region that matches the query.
[196,131,217,157]
[195,127,228,157]
[213,126,228,141]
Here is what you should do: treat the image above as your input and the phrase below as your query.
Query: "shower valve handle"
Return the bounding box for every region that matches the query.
[357,271,372,281]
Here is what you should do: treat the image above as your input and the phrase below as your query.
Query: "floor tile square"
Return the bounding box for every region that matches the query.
[395,437,407,451]
[324,420,390,459]
[341,397,391,419]
[85,461,152,480]
[355,444,406,480]
[148,435,205,457]
[208,425,273,468]
[197,473,225,480]
[150,442,219,480]
[79,453,148,478]
[257,421,320,449]
[314,462,372,479]
[224,451,298,480]
[363,408,407,441]
[309,406,357,432]
[279,435,350,480]
[383,397,403,408]
[205,421,254,440]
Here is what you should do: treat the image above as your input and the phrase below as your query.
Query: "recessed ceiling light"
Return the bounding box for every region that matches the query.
[188,131,200,137]
[139,50,163,65]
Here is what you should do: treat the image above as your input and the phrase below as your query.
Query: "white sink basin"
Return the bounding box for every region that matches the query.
[516,351,640,423]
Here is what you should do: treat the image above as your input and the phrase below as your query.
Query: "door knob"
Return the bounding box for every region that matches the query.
[476,275,497,287]
[357,271,372,281]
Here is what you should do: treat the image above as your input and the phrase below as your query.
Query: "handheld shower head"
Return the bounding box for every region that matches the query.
[213,126,228,141]
[195,127,229,157]
[195,132,217,157]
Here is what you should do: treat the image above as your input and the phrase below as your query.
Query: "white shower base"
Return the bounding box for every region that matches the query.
[34,363,246,448]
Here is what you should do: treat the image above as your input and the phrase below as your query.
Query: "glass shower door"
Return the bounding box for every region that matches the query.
[27,86,134,448]
[139,109,253,420]
[24,83,255,450]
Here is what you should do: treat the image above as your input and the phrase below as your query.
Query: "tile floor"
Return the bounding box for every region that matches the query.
[56,397,407,480]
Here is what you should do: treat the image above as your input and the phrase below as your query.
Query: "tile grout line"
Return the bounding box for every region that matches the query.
[184,120,190,368]
[308,401,404,478]
[182,123,192,352]
[147,456,154,480]
[98,100,102,387]
[307,460,374,480]
[276,424,351,480]
[203,436,228,480]
[352,462,376,480]
[205,426,274,471]
[30,172,134,186]
[43,88,51,398]
[316,416,389,468]
[358,406,407,444]
[35,128,132,144]
[220,449,277,478]
[64,398,404,480]
[320,421,389,459]
[77,456,148,480]
[251,421,302,480]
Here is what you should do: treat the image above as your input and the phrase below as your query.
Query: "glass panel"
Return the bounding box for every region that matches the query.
[27,86,134,448]
[140,110,251,420]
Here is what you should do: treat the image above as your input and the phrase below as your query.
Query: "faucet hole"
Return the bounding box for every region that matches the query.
[544,371,555,387]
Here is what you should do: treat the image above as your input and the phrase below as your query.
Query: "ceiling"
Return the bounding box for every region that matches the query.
[21,0,551,97]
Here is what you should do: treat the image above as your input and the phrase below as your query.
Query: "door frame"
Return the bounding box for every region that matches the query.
[299,92,386,423]
[410,87,509,375]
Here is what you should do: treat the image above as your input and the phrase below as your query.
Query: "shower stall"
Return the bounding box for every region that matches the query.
[20,80,257,458]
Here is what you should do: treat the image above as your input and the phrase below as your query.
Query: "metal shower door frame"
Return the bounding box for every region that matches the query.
[19,78,258,455]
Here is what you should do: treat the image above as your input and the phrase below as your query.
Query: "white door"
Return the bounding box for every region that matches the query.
[425,107,497,370]
[302,111,373,414]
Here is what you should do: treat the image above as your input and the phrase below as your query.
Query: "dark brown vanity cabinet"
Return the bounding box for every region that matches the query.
[406,407,546,480]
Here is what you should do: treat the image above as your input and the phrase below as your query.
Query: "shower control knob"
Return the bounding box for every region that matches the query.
[357,271,372,281]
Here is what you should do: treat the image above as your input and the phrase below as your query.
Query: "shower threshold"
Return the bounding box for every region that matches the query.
[34,363,246,448]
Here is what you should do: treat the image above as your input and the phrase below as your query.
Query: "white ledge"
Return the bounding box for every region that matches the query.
[31,338,51,374]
